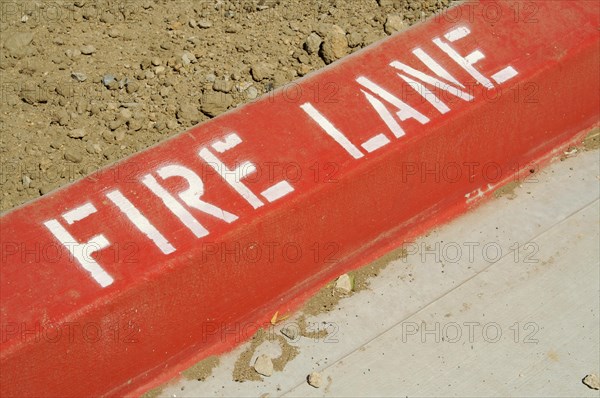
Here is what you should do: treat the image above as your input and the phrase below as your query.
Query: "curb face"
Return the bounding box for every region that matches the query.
[1,1,599,396]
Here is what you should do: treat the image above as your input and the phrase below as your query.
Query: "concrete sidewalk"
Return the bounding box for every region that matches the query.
[156,148,600,398]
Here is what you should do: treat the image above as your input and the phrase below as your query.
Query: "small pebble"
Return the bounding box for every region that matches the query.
[307,372,323,388]
[335,274,353,294]
[128,119,143,131]
[166,120,178,130]
[64,149,83,163]
[102,74,117,87]
[65,48,81,59]
[251,63,273,82]
[80,45,96,55]
[67,128,87,139]
[200,92,233,117]
[583,374,600,390]
[71,72,87,82]
[86,143,102,154]
[181,51,197,65]
[225,24,239,33]
[245,86,259,100]
[213,78,234,93]
[320,25,348,64]
[126,81,139,94]
[108,29,120,38]
[253,355,273,377]
[304,33,322,55]
[197,19,212,28]
[40,184,57,195]
[109,118,125,131]
[384,14,405,35]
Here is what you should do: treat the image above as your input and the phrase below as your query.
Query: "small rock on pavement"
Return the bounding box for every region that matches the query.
[335,274,353,294]
[320,25,349,64]
[253,355,273,377]
[304,32,322,55]
[64,149,83,163]
[307,372,323,388]
[80,45,96,55]
[67,128,86,139]
[583,374,600,390]
[384,14,405,35]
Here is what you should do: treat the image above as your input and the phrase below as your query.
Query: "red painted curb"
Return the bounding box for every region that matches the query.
[1,1,599,396]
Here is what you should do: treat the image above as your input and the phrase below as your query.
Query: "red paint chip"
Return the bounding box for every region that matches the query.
[1,1,599,396]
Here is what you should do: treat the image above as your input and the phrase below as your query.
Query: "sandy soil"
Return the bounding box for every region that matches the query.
[0,0,451,212]
[1,0,451,394]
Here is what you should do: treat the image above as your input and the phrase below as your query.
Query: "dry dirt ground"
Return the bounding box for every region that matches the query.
[0,0,451,212]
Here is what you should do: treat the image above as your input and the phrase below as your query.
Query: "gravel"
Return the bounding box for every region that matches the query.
[0,0,452,211]
[80,45,96,55]
[385,14,406,34]
[253,355,274,377]
[335,274,353,294]
[307,371,323,388]
[320,25,349,64]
